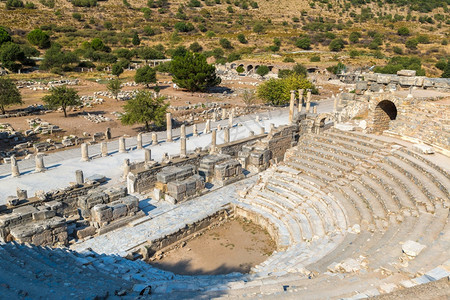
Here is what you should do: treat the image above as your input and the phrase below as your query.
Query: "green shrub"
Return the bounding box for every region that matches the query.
[397,27,410,36]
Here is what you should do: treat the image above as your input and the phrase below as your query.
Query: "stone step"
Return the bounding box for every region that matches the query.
[340,185,374,225]
[296,145,359,167]
[308,134,378,156]
[324,130,388,149]
[394,150,450,200]
[289,156,343,179]
[300,139,368,161]
[284,160,335,185]
[359,174,401,213]
[291,151,353,174]
[234,202,292,248]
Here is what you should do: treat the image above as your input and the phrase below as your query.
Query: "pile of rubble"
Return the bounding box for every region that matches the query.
[82,113,112,123]
[26,118,61,135]
[16,79,79,91]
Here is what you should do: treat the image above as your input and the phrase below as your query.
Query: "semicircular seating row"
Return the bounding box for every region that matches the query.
[0,128,448,299]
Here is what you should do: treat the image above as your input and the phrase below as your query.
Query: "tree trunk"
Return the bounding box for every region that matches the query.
[0,105,5,115]
[145,121,149,132]
[63,106,67,118]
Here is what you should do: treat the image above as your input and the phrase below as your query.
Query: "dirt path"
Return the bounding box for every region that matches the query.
[149,218,276,275]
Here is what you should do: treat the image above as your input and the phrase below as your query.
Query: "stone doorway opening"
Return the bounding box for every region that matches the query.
[373,100,397,133]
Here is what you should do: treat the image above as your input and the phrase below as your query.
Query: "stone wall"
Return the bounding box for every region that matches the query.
[388,99,450,150]
[128,152,208,194]
[338,71,450,92]
[217,133,267,157]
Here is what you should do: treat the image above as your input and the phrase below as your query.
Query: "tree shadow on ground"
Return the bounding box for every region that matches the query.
[149,259,247,276]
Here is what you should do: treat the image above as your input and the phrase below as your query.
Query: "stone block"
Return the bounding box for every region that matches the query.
[121,195,139,213]
[341,93,355,101]
[364,73,378,82]
[32,210,56,221]
[355,81,368,94]
[376,75,391,84]
[31,229,53,246]
[398,76,416,86]
[91,205,113,223]
[369,83,381,92]
[6,196,19,206]
[104,186,127,202]
[176,165,195,181]
[156,166,181,183]
[111,203,128,220]
[413,144,434,154]
[76,226,97,239]
[167,181,186,194]
[402,240,426,257]
[397,69,416,77]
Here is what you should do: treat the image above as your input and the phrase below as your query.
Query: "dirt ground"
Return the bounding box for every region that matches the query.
[148,218,276,275]
[375,277,450,300]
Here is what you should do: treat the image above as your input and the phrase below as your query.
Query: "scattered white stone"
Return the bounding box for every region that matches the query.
[379,283,397,293]
[334,123,355,131]
[359,120,367,130]
[413,144,434,154]
[402,240,426,257]
[349,224,361,234]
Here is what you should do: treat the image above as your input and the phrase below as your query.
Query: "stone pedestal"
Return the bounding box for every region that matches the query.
[224,126,230,143]
[228,114,233,128]
[119,137,127,153]
[101,142,108,157]
[305,100,311,114]
[221,108,227,120]
[123,159,130,179]
[313,106,317,114]
[35,154,46,172]
[16,188,27,200]
[166,112,173,142]
[75,170,84,185]
[210,129,217,153]
[180,137,187,158]
[204,119,211,134]
[212,112,217,122]
[180,124,186,139]
[137,133,143,149]
[298,89,304,113]
[333,95,338,112]
[289,90,295,124]
[260,127,265,134]
[152,133,158,145]
[145,149,151,162]
[270,123,275,134]
[193,124,198,136]
[81,143,89,161]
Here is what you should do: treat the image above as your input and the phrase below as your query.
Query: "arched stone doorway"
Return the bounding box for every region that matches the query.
[373,100,397,133]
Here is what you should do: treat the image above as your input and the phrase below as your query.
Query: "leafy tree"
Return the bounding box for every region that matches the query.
[257,74,316,106]
[253,23,265,34]
[435,59,447,71]
[0,78,22,114]
[135,66,157,88]
[91,38,105,51]
[349,31,361,43]
[27,29,51,49]
[256,65,270,77]
[327,62,346,74]
[6,0,24,9]
[40,44,79,72]
[236,65,244,73]
[227,52,241,62]
[0,27,12,46]
[397,27,410,36]
[295,37,311,50]
[170,51,221,92]
[121,91,169,131]
[174,22,195,32]
[310,55,320,62]
[143,26,155,36]
[132,32,141,46]
[0,42,26,72]
[441,63,450,78]
[189,42,203,53]
[292,63,307,77]
[237,33,247,44]
[107,78,121,100]
[72,12,83,21]
[373,56,426,76]
[329,38,345,51]
[219,38,232,49]
[393,46,403,55]
[138,47,165,61]
[405,38,418,50]
[42,86,81,117]
[112,63,124,77]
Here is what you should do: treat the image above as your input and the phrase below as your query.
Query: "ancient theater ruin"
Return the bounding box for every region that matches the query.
[0,74,449,299]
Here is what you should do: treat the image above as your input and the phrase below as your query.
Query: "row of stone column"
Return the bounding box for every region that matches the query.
[288,89,314,124]
[10,154,46,177]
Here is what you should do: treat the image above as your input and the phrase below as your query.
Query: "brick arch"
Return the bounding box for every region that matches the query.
[368,95,401,134]
[314,113,335,133]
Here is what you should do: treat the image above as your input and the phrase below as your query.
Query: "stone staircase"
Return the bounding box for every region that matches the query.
[0,128,449,299]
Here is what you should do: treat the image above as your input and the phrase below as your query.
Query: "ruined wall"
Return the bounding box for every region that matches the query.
[389,99,450,149]
[266,125,299,162]
[217,133,267,157]
[129,152,208,193]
